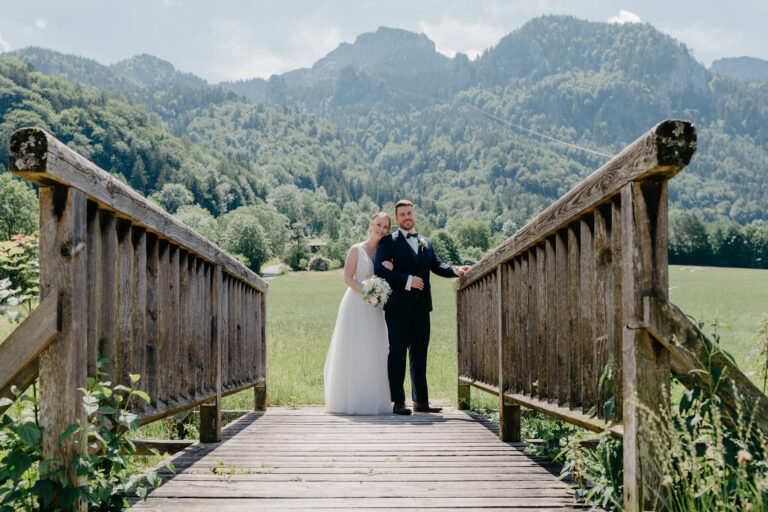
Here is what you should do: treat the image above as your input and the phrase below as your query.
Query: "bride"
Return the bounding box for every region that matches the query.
[324,212,393,415]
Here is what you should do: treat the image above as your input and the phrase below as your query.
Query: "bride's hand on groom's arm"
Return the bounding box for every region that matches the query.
[381,260,393,271]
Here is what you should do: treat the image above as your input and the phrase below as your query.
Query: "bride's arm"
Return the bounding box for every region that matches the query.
[343,247,362,293]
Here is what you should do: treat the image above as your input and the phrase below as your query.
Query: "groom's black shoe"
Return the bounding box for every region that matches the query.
[412,402,443,413]
[393,402,412,415]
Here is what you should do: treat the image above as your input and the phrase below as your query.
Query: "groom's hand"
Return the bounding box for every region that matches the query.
[411,276,425,290]
[454,265,471,276]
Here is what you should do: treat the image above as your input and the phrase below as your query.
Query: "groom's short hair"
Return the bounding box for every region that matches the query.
[395,199,414,214]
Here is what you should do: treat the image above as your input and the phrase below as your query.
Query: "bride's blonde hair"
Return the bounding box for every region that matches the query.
[368,211,391,236]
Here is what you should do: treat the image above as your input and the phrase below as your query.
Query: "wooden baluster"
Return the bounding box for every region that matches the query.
[488,274,496,386]
[503,262,515,394]
[498,265,520,442]
[546,237,557,401]
[178,250,190,399]
[222,275,231,390]
[257,289,267,410]
[536,244,547,398]
[612,198,624,422]
[131,226,147,411]
[621,181,670,510]
[594,206,612,419]
[200,265,223,442]
[519,253,530,396]
[169,245,180,404]
[156,239,170,408]
[99,211,117,384]
[512,258,523,394]
[555,230,569,406]
[247,287,255,382]
[567,225,581,409]
[38,186,87,509]
[145,234,159,408]
[580,215,595,414]
[86,201,101,379]
[116,219,133,392]
[456,289,470,409]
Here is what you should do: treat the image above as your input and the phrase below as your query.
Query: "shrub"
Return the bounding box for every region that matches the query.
[307,255,332,271]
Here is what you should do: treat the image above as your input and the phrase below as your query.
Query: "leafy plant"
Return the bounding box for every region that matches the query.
[746,313,768,394]
[521,409,582,461]
[559,433,624,511]
[0,232,39,323]
[0,361,172,510]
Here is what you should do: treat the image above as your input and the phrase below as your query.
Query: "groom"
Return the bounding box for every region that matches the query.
[374,200,469,415]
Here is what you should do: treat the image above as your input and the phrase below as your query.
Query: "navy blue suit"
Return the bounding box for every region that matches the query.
[374,231,456,404]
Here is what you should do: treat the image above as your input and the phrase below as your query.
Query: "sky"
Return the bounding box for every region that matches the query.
[1,1,766,83]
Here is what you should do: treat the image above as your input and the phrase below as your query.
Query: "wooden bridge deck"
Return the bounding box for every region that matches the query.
[131,407,589,511]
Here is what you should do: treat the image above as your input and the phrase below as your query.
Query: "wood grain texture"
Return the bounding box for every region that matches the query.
[85,200,100,378]
[38,186,88,507]
[567,226,581,410]
[132,227,147,411]
[554,231,568,406]
[132,408,594,511]
[9,128,267,293]
[116,218,133,391]
[610,199,624,423]
[455,120,696,291]
[145,233,159,406]
[0,291,60,412]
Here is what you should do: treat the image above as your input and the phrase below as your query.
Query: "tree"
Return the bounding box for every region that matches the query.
[431,230,460,265]
[150,183,194,214]
[220,209,271,273]
[0,174,38,239]
[284,223,310,271]
[174,204,217,243]
[451,219,490,251]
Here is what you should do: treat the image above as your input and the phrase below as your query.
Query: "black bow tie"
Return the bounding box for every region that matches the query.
[406,232,419,238]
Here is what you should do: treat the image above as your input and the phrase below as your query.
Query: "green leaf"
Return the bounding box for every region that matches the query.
[133,390,151,404]
[0,397,12,408]
[17,421,42,446]
[58,423,80,445]
[97,405,118,415]
[130,373,141,383]
[31,478,57,506]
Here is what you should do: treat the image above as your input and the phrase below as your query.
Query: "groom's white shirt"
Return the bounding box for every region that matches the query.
[399,228,417,291]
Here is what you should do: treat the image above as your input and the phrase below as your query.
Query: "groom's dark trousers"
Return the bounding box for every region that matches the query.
[374,231,455,404]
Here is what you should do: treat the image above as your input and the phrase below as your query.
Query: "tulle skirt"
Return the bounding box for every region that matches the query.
[324,288,391,415]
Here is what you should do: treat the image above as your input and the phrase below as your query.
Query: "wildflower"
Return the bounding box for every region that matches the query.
[662,475,673,486]
[737,449,753,465]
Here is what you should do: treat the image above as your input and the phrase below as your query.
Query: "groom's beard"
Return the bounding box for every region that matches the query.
[399,220,415,231]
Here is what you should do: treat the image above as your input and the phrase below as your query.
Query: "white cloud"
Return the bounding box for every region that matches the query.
[0,32,9,52]
[208,18,343,81]
[607,10,642,24]
[418,17,506,59]
[661,22,741,65]
[35,18,48,30]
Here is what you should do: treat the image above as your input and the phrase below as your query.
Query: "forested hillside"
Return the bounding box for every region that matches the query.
[3,15,768,270]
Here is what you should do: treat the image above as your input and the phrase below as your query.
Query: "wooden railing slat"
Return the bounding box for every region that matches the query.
[567,225,581,409]
[554,231,568,406]
[579,216,595,414]
[545,238,557,400]
[99,211,117,383]
[156,239,170,408]
[611,199,624,422]
[594,207,611,418]
[116,218,133,391]
[145,233,159,406]
[86,201,101,378]
[131,226,147,411]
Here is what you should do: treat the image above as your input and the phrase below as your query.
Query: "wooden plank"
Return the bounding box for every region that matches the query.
[567,225,581,409]
[9,128,268,293]
[611,198,623,423]
[554,231,568,406]
[99,210,117,383]
[545,237,557,400]
[260,289,267,385]
[130,439,196,456]
[85,200,100,377]
[179,249,190,399]
[643,297,768,431]
[510,258,521,393]
[145,233,159,406]
[579,216,595,414]
[454,120,696,291]
[116,218,133,391]
[0,360,38,416]
[38,185,88,508]
[169,244,180,403]
[620,181,670,511]
[593,206,611,418]
[132,227,147,411]
[518,253,530,396]
[156,239,170,407]
[535,244,546,398]
[501,263,514,394]
[0,291,60,410]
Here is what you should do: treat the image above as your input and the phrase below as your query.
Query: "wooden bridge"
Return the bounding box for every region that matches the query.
[1,121,767,510]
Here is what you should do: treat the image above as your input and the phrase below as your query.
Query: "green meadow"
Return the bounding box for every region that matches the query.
[261,265,768,407]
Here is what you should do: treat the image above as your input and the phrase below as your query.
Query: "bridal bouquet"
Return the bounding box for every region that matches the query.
[361,276,392,308]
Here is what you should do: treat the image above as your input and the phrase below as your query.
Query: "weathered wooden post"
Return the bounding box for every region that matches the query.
[621,180,671,510]
[200,265,224,443]
[497,265,520,442]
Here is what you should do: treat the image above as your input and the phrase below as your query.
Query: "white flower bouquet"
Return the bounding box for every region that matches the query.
[360,276,392,308]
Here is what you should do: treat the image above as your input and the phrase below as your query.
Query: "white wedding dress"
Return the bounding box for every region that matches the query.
[324,244,392,415]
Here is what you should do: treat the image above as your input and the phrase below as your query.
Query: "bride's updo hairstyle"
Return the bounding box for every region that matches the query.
[368,211,391,236]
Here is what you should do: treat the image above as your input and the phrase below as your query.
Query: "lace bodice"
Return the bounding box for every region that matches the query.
[355,244,374,281]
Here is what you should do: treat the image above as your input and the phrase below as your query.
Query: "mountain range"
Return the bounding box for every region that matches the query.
[2,15,768,235]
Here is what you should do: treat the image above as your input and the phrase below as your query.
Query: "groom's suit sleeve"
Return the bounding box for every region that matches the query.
[429,240,458,279]
[374,236,410,290]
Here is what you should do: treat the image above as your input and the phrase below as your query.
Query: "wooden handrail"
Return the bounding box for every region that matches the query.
[456,119,696,291]
[9,127,266,292]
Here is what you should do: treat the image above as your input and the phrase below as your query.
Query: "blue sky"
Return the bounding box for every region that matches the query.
[1,1,766,83]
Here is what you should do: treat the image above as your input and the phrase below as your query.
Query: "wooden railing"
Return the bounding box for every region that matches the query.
[1,128,267,492]
[454,120,768,510]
